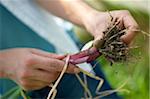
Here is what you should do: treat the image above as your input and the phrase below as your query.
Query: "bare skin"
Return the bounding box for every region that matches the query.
[84,10,139,45]
[0,0,139,91]
[0,48,80,91]
[36,0,139,44]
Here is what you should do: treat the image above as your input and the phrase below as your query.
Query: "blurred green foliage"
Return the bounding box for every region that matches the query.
[74,0,149,99]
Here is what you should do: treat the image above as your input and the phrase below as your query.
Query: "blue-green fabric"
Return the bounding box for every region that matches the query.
[0,4,121,99]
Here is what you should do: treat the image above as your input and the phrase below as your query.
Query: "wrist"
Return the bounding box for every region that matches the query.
[82,10,104,36]
[78,2,104,27]
[80,9,97,25]
[0,51,11,78]
[0,52,7,78]
[61,0,100,27]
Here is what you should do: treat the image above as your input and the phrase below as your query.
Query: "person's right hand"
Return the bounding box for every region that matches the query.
[0,48,80,91]
[82,10,139,46]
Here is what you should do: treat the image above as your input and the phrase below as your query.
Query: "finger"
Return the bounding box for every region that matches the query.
[29,69,59,83]
[20,79,49,91]
[121,29,139,44]
[44,59,80,74]
[30,48,66,59]
[121,14,139,44]
[116,17,124,29]
[32,54,80,74]
[93,36,104,48]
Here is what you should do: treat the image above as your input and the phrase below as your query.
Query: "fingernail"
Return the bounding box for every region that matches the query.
[74,68,80,73]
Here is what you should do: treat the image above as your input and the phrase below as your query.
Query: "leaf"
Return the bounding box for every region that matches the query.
[2,86,31,99]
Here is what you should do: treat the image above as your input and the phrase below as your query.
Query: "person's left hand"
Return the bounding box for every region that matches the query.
[82,10,139,47]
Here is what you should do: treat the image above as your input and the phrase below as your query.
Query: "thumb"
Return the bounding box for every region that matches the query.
[120,29,138,44]
[93,33,104,48]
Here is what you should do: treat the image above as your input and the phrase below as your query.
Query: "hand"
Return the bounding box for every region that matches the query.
[0,48,80,91]
[83,10,139,45]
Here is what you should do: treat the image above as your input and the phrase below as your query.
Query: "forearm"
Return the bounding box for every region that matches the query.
[36,0,96,26]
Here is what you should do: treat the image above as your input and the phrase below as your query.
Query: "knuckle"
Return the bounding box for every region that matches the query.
[134,24,139,29]
[19,69,30,79]
[130,24,139,30]
[119,10,130,15]
[51,61,63,71]
[24,55,35,66]
[50,61,57,67]
[122,10,130,15]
